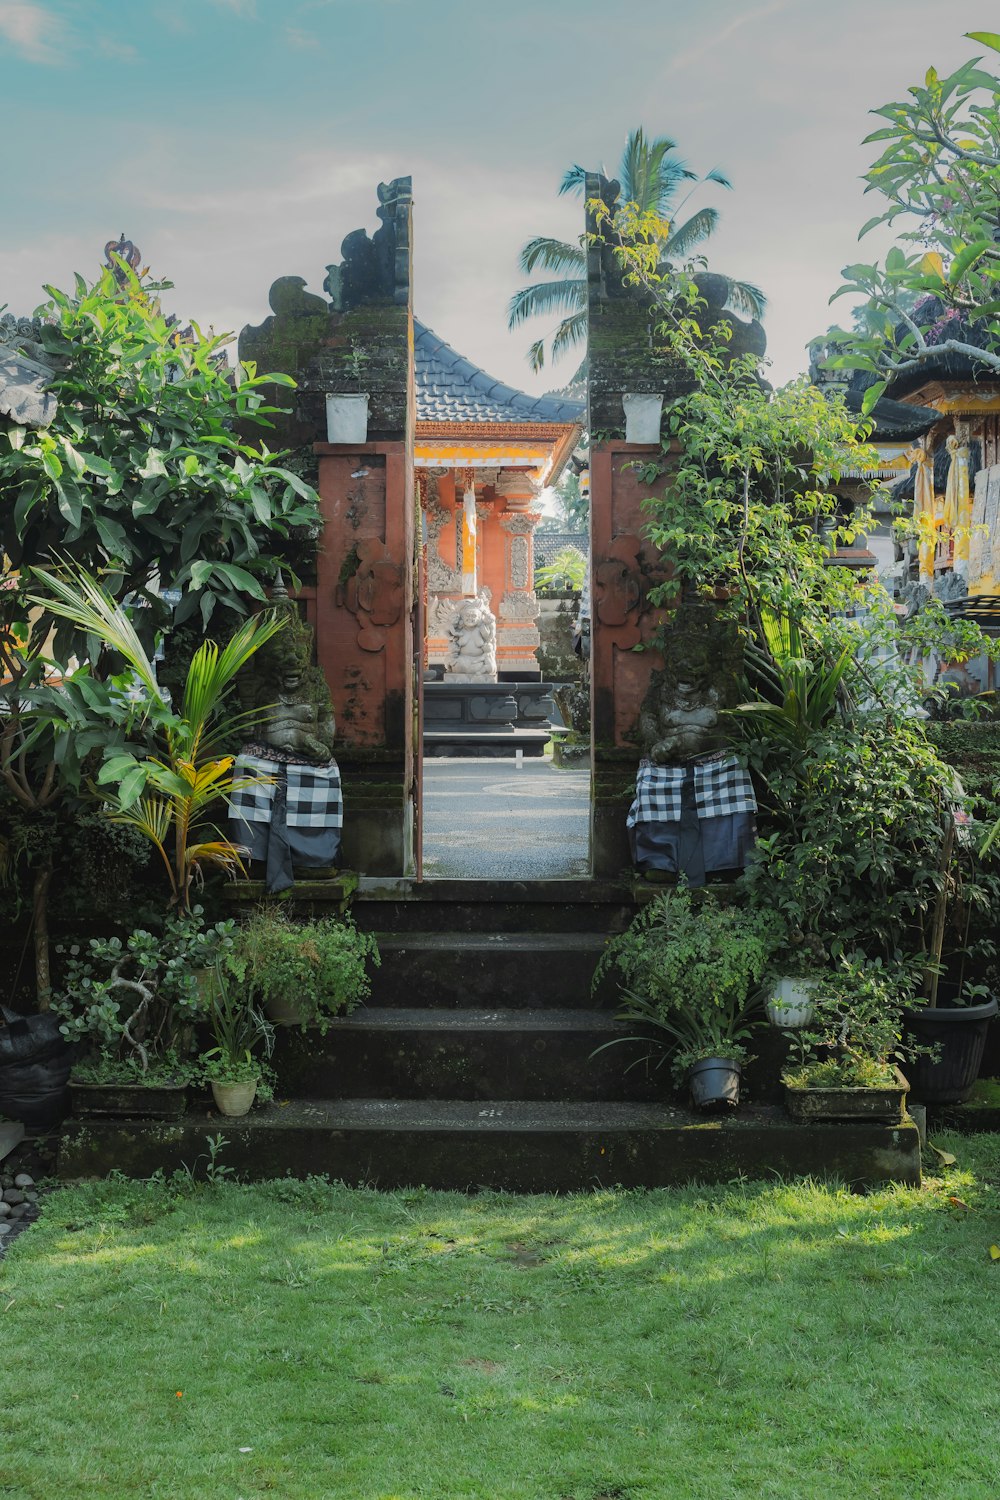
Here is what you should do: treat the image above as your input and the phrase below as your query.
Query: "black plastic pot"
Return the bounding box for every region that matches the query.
[902,994,999,1105]
[688,1056,741,1112]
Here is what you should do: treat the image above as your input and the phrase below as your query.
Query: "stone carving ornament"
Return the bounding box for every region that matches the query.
[499,591,540,623]
[637,604,741,763]
[509,535,530,589]
[241,585,336,764]
[424,475,463,594]
[445,594,498,682]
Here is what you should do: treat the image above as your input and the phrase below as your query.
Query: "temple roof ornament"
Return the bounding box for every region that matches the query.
[414,321,583,426]
[104,234,142,284]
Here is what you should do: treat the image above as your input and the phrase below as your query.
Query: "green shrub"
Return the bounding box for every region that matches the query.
[228,905,380,1032]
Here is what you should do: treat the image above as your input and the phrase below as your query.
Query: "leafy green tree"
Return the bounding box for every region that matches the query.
[1,259,318,660]
[508,128,766,371]
[824,33,1000,407]
[587,198,992,969]
[0,259,319,1003]
[537,467,588,533]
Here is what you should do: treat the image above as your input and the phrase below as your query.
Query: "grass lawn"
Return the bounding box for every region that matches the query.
[2,1135,1000,1499]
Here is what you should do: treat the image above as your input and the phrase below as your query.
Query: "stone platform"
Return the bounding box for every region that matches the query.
[58,1101,921,1193]
[423,680,555,757]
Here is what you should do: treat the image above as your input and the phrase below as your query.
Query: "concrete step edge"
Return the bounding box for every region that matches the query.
[321,1008,622,1032]
[371,932,611,952]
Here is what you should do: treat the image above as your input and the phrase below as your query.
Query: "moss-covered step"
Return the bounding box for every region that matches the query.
[58,1099,921,1192]
[928,1077,1000,1133]
[366,931,617,1009]
[351,877,637,935]
[271,1009,657,1103]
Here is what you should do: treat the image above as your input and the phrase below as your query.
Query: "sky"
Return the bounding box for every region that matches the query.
[0,0,995,395]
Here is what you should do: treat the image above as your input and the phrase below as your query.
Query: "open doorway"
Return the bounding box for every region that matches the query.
[411,322,590,879]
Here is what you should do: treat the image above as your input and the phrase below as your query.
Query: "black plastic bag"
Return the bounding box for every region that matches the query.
[0,1007,73,1128]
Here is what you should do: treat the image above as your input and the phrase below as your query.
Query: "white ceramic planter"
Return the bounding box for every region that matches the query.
[325,393,369,444]
[766,977,819,1028]
[622,392,664,444]
[211,1079,258,1117]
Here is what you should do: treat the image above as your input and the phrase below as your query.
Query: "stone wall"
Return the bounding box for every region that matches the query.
[584,173,764,874]
[239,180,416,875]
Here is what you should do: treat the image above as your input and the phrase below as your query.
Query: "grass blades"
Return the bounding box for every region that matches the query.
[2,1135,1000,1499]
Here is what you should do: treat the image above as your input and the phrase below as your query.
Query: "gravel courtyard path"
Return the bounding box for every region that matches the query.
[421,757,589,879]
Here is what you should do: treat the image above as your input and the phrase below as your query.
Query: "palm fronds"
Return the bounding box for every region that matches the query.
[29,561,285,911]
[507,278,586,328]
[517,237,585,277]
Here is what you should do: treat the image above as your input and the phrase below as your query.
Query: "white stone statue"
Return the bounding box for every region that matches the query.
[445,594,498,682]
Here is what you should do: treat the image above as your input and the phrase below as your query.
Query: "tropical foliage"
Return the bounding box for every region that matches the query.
[227,904,379,1033]
[587,199,985,978]
[594,885,781,1081]
[28,563,285,914]
[54,908,235,1073]
[508,128,765,371]
[823,33,1000,407]
[1,259,318,662]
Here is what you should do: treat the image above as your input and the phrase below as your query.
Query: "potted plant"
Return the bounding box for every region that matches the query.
[199,964,274,1118]
[900,814,999,1104]
[781,959,914,1122]
[764,937,832,1028]
[68,1052,197,1119]
[594,884,781,1111]
[56,909,235,1118]
[227,905,379,1032]
[325,344,370,444]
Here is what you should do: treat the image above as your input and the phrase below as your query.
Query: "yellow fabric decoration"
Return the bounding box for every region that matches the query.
[908,447,936,585]
[945,433,972,569]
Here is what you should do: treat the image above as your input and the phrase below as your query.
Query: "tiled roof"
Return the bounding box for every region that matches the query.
[415,320,584,426]
[534,531,588,568]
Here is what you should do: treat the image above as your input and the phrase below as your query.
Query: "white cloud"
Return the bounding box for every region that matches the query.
[0,1,64,64]
[209,0,256,14]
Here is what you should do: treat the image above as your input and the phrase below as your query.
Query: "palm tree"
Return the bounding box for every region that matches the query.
[508,128,767,372]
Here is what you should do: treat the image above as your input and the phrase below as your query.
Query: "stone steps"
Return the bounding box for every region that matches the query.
[272,1007,656,1102]
[367,931,616,1008]
[58,1099,922,1193]
[352,877,636,935]
[64,877,924,1191]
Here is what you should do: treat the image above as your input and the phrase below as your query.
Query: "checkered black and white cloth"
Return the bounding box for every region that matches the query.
[627,754,756,828]
[228,755,343,832]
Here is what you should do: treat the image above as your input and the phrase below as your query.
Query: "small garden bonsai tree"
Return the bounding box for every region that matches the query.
[594,883,781,1086]
[227,904,380,1033]
[781,959,917,1091]
[55,908,235,1080]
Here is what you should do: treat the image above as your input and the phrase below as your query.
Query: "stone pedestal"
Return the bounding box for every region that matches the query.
[423,681,555,757]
